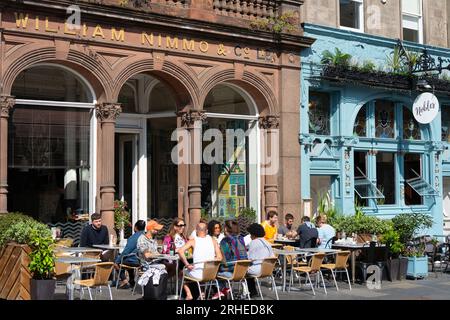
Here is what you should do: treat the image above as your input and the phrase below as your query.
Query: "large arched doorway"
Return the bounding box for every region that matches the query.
[116,74,180,223]
[8,64,96,223]
[201,83,260,218]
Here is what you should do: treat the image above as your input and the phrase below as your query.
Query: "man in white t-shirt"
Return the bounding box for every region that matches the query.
[177,222,222,300]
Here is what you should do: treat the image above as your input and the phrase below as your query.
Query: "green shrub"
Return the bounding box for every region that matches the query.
[330,214,391,235]
[380,228,404,258]
[0,212,34,238]
[237,207,257,223]
[28,229,55,280]
[392,212,433,244]
[0,219,52,248]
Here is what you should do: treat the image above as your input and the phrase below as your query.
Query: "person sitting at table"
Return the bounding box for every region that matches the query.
[161,218,189,278]
[137,220,164,259]
[208,220,225,244]
[316,215,336,249]
[246,223,274,297]
[189,218,208,239]
[114,220,146,289]
[261,211,278,244]
[278,213,298,240]
[297,216,319,248]
[214,220,248,299]
[80,213,109,248]
[177,222,223,300]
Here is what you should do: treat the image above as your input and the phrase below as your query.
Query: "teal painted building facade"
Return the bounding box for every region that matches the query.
[300,24,450,236]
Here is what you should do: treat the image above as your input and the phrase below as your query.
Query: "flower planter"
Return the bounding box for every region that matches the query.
[406,256,428,279]
[31,279,56,300]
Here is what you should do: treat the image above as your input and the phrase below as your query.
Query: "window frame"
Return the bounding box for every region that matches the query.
[339,0,365,33]
[402,0,423,44]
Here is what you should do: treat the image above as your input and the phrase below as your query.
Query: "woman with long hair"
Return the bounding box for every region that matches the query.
[162,218,188,254]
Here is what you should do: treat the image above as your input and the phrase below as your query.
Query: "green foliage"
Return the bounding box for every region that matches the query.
[237,207,257,223]
[403,243,426,257]
[361,60,376,73]
[354,201,365,219]
[28,229,55,280]
[0,219,52,248]
[321,48,352,67]
[391,212,433,244]
[250,11,298,34]
[330,213,391,235]
[0,213,34,245]
[386,46,406,74]
[114,200,130,230]
[380,227,404,258]
[118,0,149,7]
[201,208,210,221]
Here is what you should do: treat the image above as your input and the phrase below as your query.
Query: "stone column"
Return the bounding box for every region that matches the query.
[96,103,121,234]
[259,115,280,215]
[179,110,206,234]
[0,96,15,214]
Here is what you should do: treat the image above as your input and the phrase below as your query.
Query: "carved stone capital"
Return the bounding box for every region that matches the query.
[298,133,313,146]
[0,95,15,118]
[95,103,122,122]
[177,110,207,128]
[258,115,280,129]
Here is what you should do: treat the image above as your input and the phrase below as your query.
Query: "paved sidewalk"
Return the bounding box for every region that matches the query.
[55,272,450,300]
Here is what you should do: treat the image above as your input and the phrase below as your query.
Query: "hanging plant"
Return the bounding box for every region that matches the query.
[114,200,130,230]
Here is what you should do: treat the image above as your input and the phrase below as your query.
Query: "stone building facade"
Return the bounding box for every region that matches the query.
[0,0,314,234]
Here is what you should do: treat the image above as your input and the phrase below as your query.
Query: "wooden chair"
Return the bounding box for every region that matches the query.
[217,260,252,300]
[290,252,326,295]
[247,257,279,300]
[74,262,114,300]
[179,260,221,300]
[321,250,352,291]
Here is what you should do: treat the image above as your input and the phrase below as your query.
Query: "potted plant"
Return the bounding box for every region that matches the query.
[28,229,56,300]
[114,200,130,244]
[391,213,433,279]
[380,228,406,281]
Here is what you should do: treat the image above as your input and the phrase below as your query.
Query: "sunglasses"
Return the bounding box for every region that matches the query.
[176,224,186,227]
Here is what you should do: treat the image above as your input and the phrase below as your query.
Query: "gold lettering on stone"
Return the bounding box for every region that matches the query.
[92,25,105,39]
[64,22,77,35]
[142,32,154,46]
[199,41,209,53]
[183,39,195,51]
[166,36,178,49]
[35,16,39,31]
[45,17,58,33]
[111,28,125,42]
[217,44,226,56]
[15,13,29,29]
[158,34,162,47]
[82,24,88,37]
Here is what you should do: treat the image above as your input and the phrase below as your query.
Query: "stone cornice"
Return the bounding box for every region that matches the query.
[95,103,122,122]
[0,95,15,118]
[2,0,315,51]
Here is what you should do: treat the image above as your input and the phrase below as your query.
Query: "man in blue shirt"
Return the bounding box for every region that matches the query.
[316,215,336,249]
[114,220,146,289]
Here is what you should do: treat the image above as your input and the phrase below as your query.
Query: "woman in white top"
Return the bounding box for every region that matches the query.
[177,222,223,300]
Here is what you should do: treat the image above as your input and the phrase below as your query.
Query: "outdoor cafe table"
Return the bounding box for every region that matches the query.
[55,247,103,257]
[273,249,311,292]
[56,256,102,300]
[332,243,386,284]
[274,239,299,247]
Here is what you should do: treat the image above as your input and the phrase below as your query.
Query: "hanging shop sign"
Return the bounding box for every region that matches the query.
[413,93,439,124]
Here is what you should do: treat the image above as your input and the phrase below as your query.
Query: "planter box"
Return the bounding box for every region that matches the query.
[398,257,408,281]
[31,279,56,300]
[0,243,32,300]
[406,256,428,279]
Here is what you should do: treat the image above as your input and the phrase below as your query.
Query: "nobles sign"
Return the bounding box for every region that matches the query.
[413,93,439,124]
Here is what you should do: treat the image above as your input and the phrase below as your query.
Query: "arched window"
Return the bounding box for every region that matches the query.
[12,65,93,103]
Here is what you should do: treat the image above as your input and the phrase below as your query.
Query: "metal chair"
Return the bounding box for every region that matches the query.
[74,262,114,300]
[116,253,141,291]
